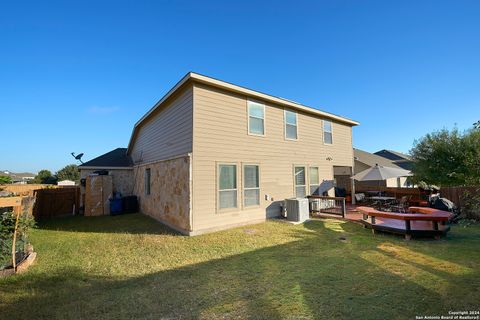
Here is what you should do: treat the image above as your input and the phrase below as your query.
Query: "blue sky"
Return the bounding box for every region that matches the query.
[1,0,479,173]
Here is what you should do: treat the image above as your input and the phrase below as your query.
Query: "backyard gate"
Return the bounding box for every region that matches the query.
[33,187,80,218]
[84,175,113,216]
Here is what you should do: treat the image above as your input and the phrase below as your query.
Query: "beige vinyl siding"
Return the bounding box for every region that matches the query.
[130,85,193,164]
[191,83,354,232]
[386,176,409,188]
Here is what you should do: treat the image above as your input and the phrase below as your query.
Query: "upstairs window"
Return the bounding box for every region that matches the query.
[218,164,237,209]
[294,166,306,198]
[323,120,333,144]
[248,101,265,135]
[145,168,151,195]
[285,110,298,140]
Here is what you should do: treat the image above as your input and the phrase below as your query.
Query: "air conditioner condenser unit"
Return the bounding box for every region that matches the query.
[285,198,309,223]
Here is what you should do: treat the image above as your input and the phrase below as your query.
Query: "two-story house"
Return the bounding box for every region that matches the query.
[123,72,359,235]
[80,73,359,234]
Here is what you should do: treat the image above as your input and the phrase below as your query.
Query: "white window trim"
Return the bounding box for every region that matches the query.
[309,166,319,195]
[247,100,266,137]
[242,163,261,209]
[293,165,307,198]
[323,119,333,145]
[284,109,298,141]
[216,162,239,213]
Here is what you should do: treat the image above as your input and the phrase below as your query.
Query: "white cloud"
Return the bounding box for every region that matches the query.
[87,106,120,114]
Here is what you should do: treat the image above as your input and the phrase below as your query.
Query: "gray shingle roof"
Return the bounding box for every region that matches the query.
[374,149,412,161]
[79,148,132,168]
[354,148,403,169]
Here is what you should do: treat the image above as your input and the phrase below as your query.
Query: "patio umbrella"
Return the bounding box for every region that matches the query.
[351,164,412,181]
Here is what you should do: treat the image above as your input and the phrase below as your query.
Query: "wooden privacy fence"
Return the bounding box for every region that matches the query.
[1,185,80,218]
[439,186,478,208]
[0,196,22,208]
[1,184,53,195]
[354,186,424,199]
[0,196,34,216]
[353,185,479,207]
[32,187,80,218]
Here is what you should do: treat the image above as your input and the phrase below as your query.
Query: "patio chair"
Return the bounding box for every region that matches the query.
[389,196,410,213]
[354,193,367,203]
[370,200,384,211]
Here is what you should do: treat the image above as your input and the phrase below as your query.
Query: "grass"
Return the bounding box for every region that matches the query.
[1,214,479,320]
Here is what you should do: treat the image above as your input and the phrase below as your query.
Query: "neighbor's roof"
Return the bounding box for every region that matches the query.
[354,148,403,169]
[127,72,359,152]
[374,149,412,161]
[79,148,133,169]
[391,159,413,171]
[1,171,36,179]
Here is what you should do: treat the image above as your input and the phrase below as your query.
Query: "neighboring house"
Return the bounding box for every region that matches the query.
[124,72,359,235]
[374,149,413,170]
[78,148,134,210]
[1,170,35,184]
[57,180,76,186]
[354,148,411,188]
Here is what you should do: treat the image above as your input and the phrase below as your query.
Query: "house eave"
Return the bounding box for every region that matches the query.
[78,166,133,170]
[189,73,360,126]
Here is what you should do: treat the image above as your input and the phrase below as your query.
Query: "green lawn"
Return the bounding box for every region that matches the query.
[1,214,479,320]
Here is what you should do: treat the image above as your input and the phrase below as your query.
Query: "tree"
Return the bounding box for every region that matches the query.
[462,129,480,185]
[410,127,480,186]
[56,164,79,182]
[0,175,12,184]
[33,170,57,184]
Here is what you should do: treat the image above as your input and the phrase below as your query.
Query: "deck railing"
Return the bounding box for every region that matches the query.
[308,195,346,218]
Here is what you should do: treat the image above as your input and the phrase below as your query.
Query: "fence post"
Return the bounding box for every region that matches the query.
[341,197,346,218]
[11,210,20,271]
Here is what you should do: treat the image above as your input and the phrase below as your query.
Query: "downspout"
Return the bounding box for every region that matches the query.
[351,129,356,205]
[189,83,196,233]
[188,152,193,233]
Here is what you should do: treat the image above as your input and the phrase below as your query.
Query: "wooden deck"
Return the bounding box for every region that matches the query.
[357,206,452,240]
[359,216,449,238]
[325,205,452,240]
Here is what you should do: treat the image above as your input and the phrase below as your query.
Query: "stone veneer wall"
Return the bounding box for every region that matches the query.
[79,169,134,208]
[133,155,191,234]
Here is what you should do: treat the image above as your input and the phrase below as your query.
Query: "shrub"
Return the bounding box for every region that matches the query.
[460,188,480,221]
[0,175,12,184]
[411,127,480,186]
[0,211,35,269]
